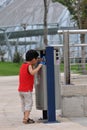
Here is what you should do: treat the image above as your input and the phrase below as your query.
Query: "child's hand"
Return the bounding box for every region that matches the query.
[37,57,46,65]
[39,61,46,65]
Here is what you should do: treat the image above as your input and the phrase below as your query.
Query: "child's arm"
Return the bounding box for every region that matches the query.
[28,64,42,75]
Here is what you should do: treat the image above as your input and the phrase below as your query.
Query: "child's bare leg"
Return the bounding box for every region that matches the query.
[23,110,30,123]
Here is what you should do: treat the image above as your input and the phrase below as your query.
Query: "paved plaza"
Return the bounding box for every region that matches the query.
[0,76,87,130]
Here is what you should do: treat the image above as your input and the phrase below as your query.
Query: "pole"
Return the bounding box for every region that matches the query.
[46,46,56,122]
[63,31,70,84]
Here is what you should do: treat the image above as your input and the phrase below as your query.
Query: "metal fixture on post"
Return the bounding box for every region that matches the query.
[21,23,27,53]
[35,46,61,123]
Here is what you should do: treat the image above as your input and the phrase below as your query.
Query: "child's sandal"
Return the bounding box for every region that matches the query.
[23,118,28,124]
[23,118,35,124]
[27,118,35,123]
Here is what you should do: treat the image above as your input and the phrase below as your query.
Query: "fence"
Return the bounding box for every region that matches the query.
[58,29,87,84]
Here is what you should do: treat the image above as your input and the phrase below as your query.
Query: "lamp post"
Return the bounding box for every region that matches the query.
[21,23,27,53]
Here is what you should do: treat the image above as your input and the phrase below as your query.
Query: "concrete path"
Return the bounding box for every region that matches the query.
[0,76,87,130]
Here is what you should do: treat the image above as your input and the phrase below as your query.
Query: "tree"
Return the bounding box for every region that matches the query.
[53,0,87,73]
[53,0,87,28]
[43,0,50,46]
[44,0,48,46]
[0,48,5,62]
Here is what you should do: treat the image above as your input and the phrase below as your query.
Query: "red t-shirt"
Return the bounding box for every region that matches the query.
[18,63,34,92]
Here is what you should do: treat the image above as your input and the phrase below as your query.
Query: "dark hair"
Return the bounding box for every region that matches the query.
[25,50,39,61]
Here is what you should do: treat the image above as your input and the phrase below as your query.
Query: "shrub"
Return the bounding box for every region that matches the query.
[13,52,23,63]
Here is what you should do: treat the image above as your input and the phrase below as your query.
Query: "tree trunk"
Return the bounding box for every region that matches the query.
[44,0,48,46]
[77,1,86,74]
[80,34,86,74]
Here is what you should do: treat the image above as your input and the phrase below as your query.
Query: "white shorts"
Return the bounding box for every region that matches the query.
[19,91,33,112]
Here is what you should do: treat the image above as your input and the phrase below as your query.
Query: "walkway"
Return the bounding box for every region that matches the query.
[0,76,87,130]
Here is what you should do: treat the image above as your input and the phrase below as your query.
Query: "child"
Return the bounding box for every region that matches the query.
[18,49,43,124]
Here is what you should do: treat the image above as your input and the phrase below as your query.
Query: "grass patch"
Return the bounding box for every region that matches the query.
[60,63,84,74]
[70,64,81,73]
[0,62,84,76]
[0,62,21,76]
[60,63,64,72]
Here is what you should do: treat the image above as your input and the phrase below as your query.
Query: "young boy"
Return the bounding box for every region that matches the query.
[18,50,43,124]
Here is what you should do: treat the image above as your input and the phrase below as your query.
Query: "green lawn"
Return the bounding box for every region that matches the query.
[0,62,84,76]
[0,62,21,76]
[60,63,84,74]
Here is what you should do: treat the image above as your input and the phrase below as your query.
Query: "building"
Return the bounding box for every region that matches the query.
[0,0,72,61]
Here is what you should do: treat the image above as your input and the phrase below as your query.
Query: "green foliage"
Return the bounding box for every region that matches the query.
[0,62,86,76]
[52,0,75,15]
[52,0,87,29]
[0,48,6,62]
[0,62,22,76]
[13,52,23,63]
[60,63,86,74]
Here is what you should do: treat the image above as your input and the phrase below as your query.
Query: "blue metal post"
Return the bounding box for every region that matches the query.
[46,46,56,122]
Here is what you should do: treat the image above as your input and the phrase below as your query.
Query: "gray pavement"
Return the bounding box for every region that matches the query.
[0,76,87,130]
